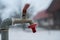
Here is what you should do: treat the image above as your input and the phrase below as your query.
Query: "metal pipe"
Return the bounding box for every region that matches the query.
[12,18,33,25]
[0,18,35,40]
[0,18,12,40]
[12,18,37,33]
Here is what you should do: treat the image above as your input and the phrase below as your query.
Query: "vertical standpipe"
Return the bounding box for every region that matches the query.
[1,18,12,40]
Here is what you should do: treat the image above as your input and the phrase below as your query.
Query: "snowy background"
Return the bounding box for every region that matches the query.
[0,0,60,40]
[0,0,52,20]
[0,27,60,40]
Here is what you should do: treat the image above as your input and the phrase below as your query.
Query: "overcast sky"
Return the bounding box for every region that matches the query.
[0,0,53,20]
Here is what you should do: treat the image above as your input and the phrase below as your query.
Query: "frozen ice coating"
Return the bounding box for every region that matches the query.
[0,0,53,20]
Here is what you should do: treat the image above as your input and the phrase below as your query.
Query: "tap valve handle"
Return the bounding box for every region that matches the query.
[28,24,37,33]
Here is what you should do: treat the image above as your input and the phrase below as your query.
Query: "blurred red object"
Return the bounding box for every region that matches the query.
[28,24,37,33]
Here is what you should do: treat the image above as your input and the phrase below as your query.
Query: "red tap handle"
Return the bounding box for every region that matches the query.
[31,27,36,33]
[28,24,37,33]
[23,4,30,13]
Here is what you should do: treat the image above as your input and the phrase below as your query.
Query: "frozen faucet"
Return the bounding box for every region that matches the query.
[0,3,37,40]
[12,3,37,33]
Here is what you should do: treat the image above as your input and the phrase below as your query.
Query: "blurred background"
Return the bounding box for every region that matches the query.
[0,0,60,40]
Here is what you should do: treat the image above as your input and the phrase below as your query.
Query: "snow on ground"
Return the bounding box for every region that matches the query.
[0,27,60,40]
